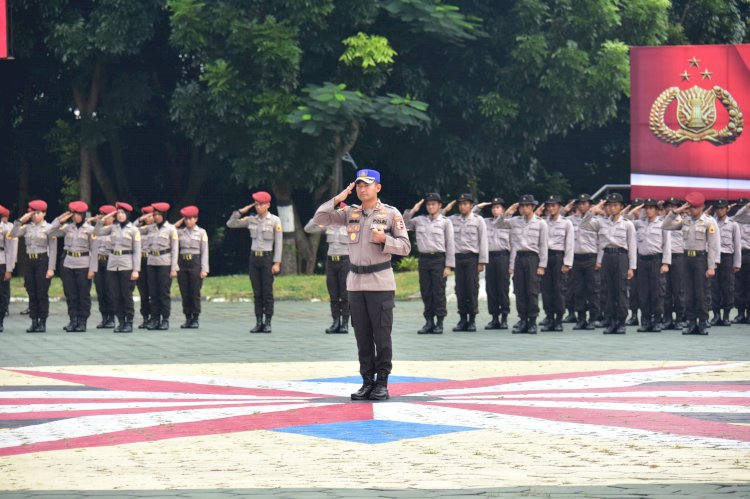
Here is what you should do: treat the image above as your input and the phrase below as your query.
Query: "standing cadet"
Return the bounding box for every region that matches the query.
[138,202,178,331]
[625,198,644,327]
[404,194,454,334]
[579,194,637,334]
[628,199,671,332]
[313,169,410,400]
[732,199,750,323]
[444,193,488,332]
[661,198,686,330]
[567,194,601,329]
[0,205,18,332]
[662,192,719,335]
[49,201,98,332]
[540,195,574,332]
[136,206,154,329]
[11,200,57,333]
[710,200,741,326]
[304,206,351,334]
[175,206,209,329]
[94,202,142,333]
[93,205,116,329]
[227,191,282,333]
[475,198,511,330]
[495,195,548,334]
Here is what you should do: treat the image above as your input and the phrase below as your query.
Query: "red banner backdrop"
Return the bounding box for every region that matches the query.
[630,44,750,200]
[0,0,7,59]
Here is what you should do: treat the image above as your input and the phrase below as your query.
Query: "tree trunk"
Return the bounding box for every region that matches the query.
[89,148,119,203]
[79,148,92,203]
[17,156,29,213]
[109,133,136,203]
[72,59,104,203]
[272,183,298,276]
[173,142,210,218]
[294,204,321,274]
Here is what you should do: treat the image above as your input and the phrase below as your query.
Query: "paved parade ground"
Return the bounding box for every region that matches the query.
[1,301,749,498]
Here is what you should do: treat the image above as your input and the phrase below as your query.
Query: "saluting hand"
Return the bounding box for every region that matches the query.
[19,212,32,224]
[534,205,544,217]
[334,183,355,205]
[58,211,73,223]
[475,202,491,210]
[174,217,184,228]
[506,203,519,216]
[563,200,575,213]
[676,202,690,214]
[411,199,425,213]
[240,203,256,215]
[442,200,456,214]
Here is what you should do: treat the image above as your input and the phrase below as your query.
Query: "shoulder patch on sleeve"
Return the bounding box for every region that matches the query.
[202,233,208,242]
[135,233,141,241]
[91,234,97,241]
[708,224,716,234]
[395,215,404,231]
[172,231,178,240]
[275,224,282,232]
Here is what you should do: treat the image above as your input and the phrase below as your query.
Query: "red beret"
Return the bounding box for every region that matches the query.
[68,200,89,213]
[180,205,199,218]
[115,201,133,212]
[151,202,170,213]
[685,192,705,207]
[0,204,9,217]
[339,202,347,209]
[252,191,271,204]
[28,200,48,212]
[141,206,154,214]
[99,205,116,215]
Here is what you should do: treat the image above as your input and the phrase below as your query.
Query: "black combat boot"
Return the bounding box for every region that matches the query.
[351,374,375,401]
[74,317,87,332]
[452,314,468,332]
[261,315,272,333]
[614,321,626,334]
[661,313,675,330]
[96,313,109,329]
[0,316,4,332]
[465,315,477,332]
[122,315,134,333]
[732,309,747,324]
[325,315,341,334]
[709,310,721,326]
[539,316,552,329]
[432,316,444,334]
[498,313,508,329]
[26,318,39,333]
[637,315,652,332]
[145,315,160,330]
[512,318,527,334]
[573,312,587,330]
[113,316,126,333]
[563,309,577,323]
[157,317,169,330]
[63,316,76,332]
[338,315,349,334]
[369,372,390,401]
[418,314,434,334]
[138,314,150,329]
[719,309,732,326]
[696,319,709,335]
[35,318,47,333]
[103,313,115,328]
[250,315,264,333]
[526,317,538,334]
[651,315,663,332]
[181,314,192,329]
[604,319,617,334]
[189,314,200,329]
[681,319,697,335]
[553,314,563,332]
[583,312,595,330]
[625,310,639,326]
[484,315,501,330]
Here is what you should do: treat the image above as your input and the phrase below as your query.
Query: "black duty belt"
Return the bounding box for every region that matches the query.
[671,253,685,258]
[252,251,272,257]
[27,252,47,260]
[455,252,478,259]
[638,253,662,261]
[66,251,90,257]
[548,249,564,255]
[328,255,349,262]
[141,252,149,259]
[180,253,199,260]
[743,249,750,255]
[150,249,171,256]
[574,253,596,259]
[111,250,133,256]
[489,250,510,256]
[349,261,391,274]
[98,255,109,261]
[420,252,445,258]
[685,250,707,257]
[516,251,538,257]
[720,252,735,258]
[603,247,627,254]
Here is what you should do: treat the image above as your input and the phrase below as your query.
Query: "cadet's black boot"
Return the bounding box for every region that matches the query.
[484,315,501,330]
[351,374,375,401]
[157,317,169,330]
[563,309,577,323]
[418,314,434,334]
[696,319,709,335]
[121,315,134,333]
[261,315,272,333]
[498,313,508,329]
[526,318,538,334]
[553,314,563,332]
[432,316,444,334]
[452,314,468,332]
[250,315,264,333]
[732,309,747,324]
[583,313,595,330]
[138,315,149,329]
[681,319,697,335]
[719,309,732,326]
[189,314,200,329]
[0,317,4,332]
[369,372,390,401]
[26,318,39,333]
[103,313,115,328]
[338,315,349,334]
[637,315,652,332]
[35,318,47,332]
[145,315,160,330]
[651,315,663,332]
[662,313,675,330]
[20,307,30,315]
[63,316,76,332]
[181,314,193,329]
[593,318,606,328]
[96,313,109,329]
[465,315,477,332]
[709,310,721,326]
[113,316,126,333]
[625,310,639,326]
[614,321,626,334]
[573,312,587,330]
[73,317,87,332]
[604,319,617,334]
[512,318,527,334]
[539,316,552,329]
[326,315,341,334]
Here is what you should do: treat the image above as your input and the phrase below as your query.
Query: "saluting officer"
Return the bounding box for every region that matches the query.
[625,198,644,327]
[496,195,548,334]
[227,191,282,333]
[403,193,455,334]
[661,198,686,330]
[175,205,209,329]
[313,169,411,401]
[93,205,116,329]
[710,199,742,326]
[0,204,18,332]
[567,194,601,330]
[11,200,57,333]
[444,193,488,332]
[138,202,178,331]
[540,195,574,332]
[49,201,98,332]
[662,192,719,335]
[628,199,671,333]
[304,205,351,334]
[732,199,750,323]
[475,198,511,330]
[579,193,637,334]
[94,202,142,333]
[136,206,154,329]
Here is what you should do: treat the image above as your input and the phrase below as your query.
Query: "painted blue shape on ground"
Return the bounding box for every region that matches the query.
[273,419,478,444]
[302,375,450,384]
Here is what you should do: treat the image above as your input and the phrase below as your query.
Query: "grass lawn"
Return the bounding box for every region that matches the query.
[8,271,421,301]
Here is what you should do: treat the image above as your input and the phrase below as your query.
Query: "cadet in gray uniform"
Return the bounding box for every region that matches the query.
[710,199,741,326]
[49,201,98,332]
[540,195,574,332]
[94,202,142,333]
[93,205,116,329]
[661,198,686,330]
[0,204,18,332]
[475,198,511,330]
[404,193,455,334]
[496,195,548,334]
[444,193,488,332]
[136,206,154,329]
[305,208,352,334]
[732,199,750,323]
[138,202,178,331]
[661,192,719,335]
[175,205,209,329]
[567,194,601,330]
[312,169,411,401]
[625,198,645,327]
[227,191,282,333]
[11,200,58,333]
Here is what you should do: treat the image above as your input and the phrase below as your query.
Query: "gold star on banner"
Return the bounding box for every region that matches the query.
[689,57,700,68]
[680,70,691,81]
[701,68,713,80]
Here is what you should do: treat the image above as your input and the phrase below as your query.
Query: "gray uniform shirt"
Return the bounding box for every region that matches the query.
[10,220,58,272]
[631,216,672,265]
[546,215,575,267]
[312,198,411,292]
[484,217,511,253]
[579,213,638,269]
[0,221,18,272]
[448,213,489,264]
[49,219,97,272]
[569,213,599,255]
[139,222,154,259]
[717,216,742,268]
[732,206,750,249]
[139,222,179,271]
[178,226,210,274]
[403,211,455,268]
[94,221,142,272]
[226,211,283,263]
[304,218,350,257]
[494,215,549,269]
[662,211,719,270]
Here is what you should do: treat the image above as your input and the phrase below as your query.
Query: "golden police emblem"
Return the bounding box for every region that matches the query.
[649,85,743,146]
